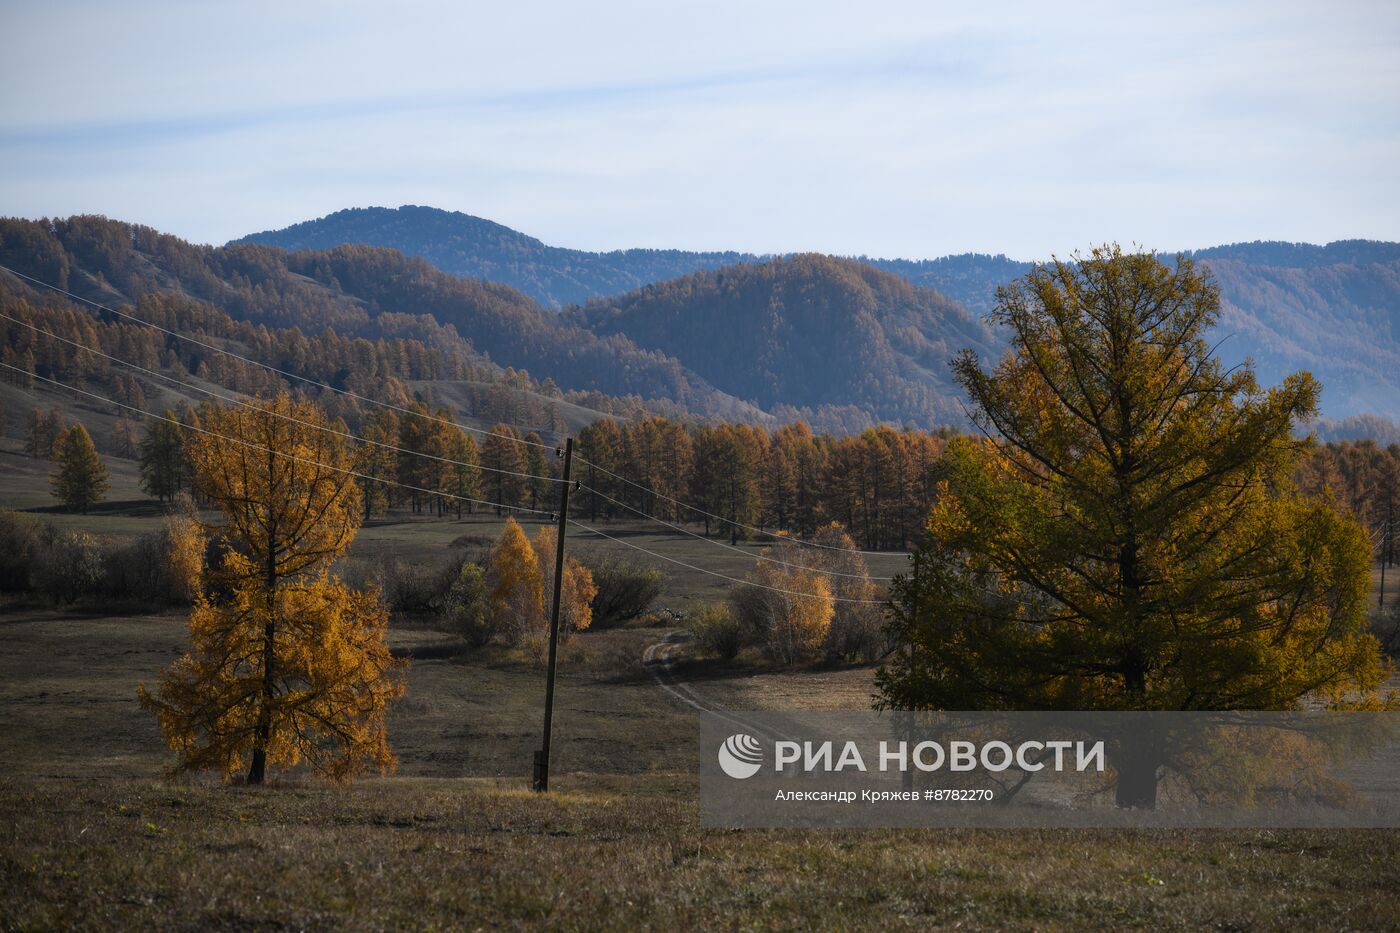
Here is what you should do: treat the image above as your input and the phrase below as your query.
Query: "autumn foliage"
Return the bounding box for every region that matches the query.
[875,247,1390,805]
[139,394,405,784]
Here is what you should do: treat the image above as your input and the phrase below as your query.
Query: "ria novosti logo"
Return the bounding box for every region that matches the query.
[717,733,764,779]
[715,731,1107,779]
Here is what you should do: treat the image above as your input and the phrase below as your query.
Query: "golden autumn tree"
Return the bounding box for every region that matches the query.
[488,517,543,644]
[730,542,835,667]
[876,246,1389,807]
[534,526,598,637]
[139,393,405,784]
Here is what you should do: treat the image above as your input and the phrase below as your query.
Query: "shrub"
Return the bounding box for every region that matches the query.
[444,562,493,647]
[0,509,41,592]
[588,558,664,627]
[729,563,833,666]
[692,603,743,660]
[376,555,460,614]
[162,493,205,602]
[100,530,168,602]
[32,528,105,605]
[489,518,543,646]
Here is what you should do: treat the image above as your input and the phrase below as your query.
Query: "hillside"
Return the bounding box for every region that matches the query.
[569,255,1000,427]
[236,208,1400,423]
[0,215,997,433]
[0,215,779,427]
[236,206,762,308]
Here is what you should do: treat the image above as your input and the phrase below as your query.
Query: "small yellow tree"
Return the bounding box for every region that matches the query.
[488,517,543,644]
[139,394,405,784]
[734,556,834,666]
[162,492,205,602]
[534,526,598,636]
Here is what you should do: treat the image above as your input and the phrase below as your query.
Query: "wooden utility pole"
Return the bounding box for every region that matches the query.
[534,437,573,792]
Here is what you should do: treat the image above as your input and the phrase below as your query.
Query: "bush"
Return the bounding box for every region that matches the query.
[31,528,105,605]
[824,603,887,663]
[100,530,169,602]
[728,563,833,666]
[375,555,460,614]
[587,558,664,628]
[692,603,743,660]
[0,510,41,592]
[444,562,493,646]
[0,507,205,607]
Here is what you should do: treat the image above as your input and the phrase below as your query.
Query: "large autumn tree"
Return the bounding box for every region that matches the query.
[876,245,1389,805]
[140,394,404,784]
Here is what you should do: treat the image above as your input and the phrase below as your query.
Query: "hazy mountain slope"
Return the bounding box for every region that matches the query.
[0,215,770,423]
[568,255,1001,427]
[236,206,761,308]
[236,208,1400,421]
[1203,255,1400,419]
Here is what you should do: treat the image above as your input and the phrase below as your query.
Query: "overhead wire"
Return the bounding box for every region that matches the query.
[575,454,913,557]
[2,265,925,564]
[569,519,889,605]
[0,264,559,452]
[3,265,919,560]
[0,307,566,486]
[577,481,895,581]
[3,361,888,604]
[0,360,555,519]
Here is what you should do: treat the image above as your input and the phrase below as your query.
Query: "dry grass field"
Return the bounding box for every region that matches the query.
[3,440,1400,929]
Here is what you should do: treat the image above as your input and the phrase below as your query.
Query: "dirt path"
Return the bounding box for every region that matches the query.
[642,629,795,746]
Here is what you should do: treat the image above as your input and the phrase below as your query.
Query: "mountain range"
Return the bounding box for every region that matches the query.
[0,208,1396,437]
[241,206,1400,427]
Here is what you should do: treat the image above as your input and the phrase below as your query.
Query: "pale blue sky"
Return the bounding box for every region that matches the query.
[2,0,1398,259]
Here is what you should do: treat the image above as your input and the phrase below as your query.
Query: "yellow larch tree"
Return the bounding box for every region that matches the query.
[534,525,598,636]
[488,517,544,644]
[139,393,405,784]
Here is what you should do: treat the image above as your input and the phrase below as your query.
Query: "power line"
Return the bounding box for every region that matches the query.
[6,361,886,605]
[2,266,907,601]
[569,519,888,605]
[0,308,565,487]
[3,265,919,561]
[575,454,912,558]
[0,360,555,519]
[577,482,894,581]
[0,264,559,453]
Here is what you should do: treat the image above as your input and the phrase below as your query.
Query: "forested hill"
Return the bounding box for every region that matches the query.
[568,255,1001,428]
[0,215,770,423]
[0,215,998,432]
[236,206,762,309]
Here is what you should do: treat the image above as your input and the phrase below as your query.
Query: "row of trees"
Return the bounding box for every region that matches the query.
[19,384,948,553]
[577,418,949,550]
[1297,439,1400,565]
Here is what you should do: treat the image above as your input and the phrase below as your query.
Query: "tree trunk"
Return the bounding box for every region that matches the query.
[248,618,274,785]
[249,506,277,785]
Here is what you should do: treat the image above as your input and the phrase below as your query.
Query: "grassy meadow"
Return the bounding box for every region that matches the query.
[3,437,1400,929]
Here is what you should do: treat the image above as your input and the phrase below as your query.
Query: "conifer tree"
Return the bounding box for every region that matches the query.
[139,394,404,784]
[876,245,1388,807]
[482,424,527,513]
[50,422,109,514]
[488,517,543,644]
[138,413,187,502]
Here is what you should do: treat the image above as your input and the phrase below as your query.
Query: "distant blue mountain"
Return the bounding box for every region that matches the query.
[238,207,1400,422]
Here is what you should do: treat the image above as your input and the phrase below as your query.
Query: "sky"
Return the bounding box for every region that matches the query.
[2,0,1398,260]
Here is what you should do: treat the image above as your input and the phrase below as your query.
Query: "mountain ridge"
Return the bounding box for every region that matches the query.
[237,206,1400,423]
